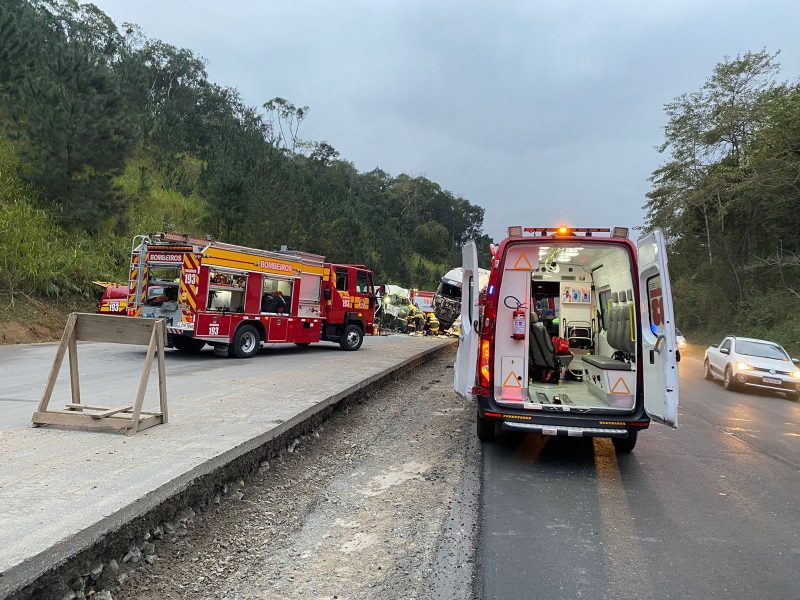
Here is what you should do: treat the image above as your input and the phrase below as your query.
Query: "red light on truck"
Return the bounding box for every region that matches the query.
[557,225,570,235]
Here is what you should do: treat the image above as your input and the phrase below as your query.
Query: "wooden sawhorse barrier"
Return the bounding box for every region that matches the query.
[32,313,168,436]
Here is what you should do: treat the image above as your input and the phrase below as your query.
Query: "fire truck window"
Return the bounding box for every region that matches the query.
[207,270,246,312]
[336,269,349,292]
[262,277,293,314]
[356,271,368,293]
[145,267,180,306]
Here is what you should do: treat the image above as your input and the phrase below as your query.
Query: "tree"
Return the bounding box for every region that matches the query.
[645,49,800,351]
[10,38,135,227]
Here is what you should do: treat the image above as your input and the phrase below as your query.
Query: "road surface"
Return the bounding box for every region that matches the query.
[481,347,800,599]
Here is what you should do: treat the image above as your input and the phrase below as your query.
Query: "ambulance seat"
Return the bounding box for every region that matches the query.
[584,290,631,370]
[529,312,568,383]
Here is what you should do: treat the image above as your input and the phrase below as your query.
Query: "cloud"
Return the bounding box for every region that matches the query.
[94,0,800,239]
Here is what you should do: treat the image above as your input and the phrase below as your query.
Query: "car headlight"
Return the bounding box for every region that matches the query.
[678,340,686,347]
[792,370,800,379]
[736,361,753,371]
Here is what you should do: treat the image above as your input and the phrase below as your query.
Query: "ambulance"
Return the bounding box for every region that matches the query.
[453,226,679,453]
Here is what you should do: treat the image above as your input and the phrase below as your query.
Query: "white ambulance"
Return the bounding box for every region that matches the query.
[453,226,680,453]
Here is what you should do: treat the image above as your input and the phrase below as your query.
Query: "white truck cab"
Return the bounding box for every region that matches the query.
[453,226,679,453]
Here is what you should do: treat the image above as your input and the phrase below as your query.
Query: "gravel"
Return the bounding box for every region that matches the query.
[116,346,478,599]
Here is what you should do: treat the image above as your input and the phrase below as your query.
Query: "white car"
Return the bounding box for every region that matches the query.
[704,336,800,401]
[676,328,686,349]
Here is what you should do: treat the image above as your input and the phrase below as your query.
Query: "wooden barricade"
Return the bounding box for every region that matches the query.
[32,313,168,436]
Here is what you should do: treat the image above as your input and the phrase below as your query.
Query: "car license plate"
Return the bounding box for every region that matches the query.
[763,377,781,385]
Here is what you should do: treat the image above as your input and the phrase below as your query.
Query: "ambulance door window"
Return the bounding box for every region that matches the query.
[468,276,475,323]
[597,288,611,331]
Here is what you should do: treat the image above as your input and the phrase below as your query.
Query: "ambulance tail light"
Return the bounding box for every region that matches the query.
[479,338,491,387]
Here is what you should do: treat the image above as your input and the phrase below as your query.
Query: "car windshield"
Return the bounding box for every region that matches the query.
[676,328,683,336]
[735,340,788,361]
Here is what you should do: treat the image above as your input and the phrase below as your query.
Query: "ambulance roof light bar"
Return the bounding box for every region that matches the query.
[518,227,612,237]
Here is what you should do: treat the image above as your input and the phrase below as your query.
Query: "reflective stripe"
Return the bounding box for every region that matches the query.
[502,422,629,437]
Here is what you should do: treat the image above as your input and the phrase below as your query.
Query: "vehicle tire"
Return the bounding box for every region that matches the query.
[612,431,637,453]
[295,342,311,347]
[339,324,364,351]
[172,336,206,353]
[232,324,261,359]
[704,359,713,380]
[477,411,497,442]
[723,366,736,391]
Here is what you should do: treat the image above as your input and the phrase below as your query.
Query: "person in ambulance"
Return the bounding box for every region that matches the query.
[453,226,680,453]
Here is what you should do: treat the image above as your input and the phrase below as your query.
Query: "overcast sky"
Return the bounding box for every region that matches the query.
[94,0,800,241]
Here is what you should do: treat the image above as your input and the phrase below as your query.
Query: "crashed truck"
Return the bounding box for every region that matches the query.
[433,267,490,331]
[375,285,412,331]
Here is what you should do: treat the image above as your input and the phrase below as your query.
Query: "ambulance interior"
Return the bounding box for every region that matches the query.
[495,244,638,412]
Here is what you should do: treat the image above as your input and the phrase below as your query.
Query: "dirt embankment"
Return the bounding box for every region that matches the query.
[0,295,93,344]
[116,346,479,600]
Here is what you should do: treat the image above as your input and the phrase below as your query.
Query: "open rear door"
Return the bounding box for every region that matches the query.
[453,241,481,401]
[638,228,679,427]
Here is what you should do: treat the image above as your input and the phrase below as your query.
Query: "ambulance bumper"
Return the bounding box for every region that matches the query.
[502,422,629,438]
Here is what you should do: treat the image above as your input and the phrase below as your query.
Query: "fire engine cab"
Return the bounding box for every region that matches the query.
[127,233,376,358]
[454,226,679,453]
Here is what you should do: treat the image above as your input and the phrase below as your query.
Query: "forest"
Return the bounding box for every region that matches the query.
[646,50,800,351]
[1,2,797,351]
[0,0,492,310]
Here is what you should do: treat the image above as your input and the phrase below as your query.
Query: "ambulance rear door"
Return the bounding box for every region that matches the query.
[453,241,481,401]
[637,228,679,427]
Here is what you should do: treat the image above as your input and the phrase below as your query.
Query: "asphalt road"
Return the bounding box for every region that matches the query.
[480,346,800,600]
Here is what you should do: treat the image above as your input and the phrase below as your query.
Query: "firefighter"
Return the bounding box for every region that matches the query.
[407,303,425,334]
[425,311,440,335]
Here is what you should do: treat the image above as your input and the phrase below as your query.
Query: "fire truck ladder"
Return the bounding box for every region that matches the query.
[129,235,150,316]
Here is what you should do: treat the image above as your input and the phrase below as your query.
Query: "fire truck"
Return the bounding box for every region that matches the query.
[127,233,376,358]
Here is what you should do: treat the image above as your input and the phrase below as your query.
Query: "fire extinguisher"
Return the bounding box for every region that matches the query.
[505,296,526,340]
[512,306,526,340]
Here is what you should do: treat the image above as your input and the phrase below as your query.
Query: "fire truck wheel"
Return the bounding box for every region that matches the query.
[232,324,261,359]
[339,324,364,351]
[295,343,311,347]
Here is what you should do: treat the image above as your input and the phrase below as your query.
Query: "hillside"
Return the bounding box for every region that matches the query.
[0,0,493,338]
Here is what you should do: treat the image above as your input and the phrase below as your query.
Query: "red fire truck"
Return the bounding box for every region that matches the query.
[127,233,376,358]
